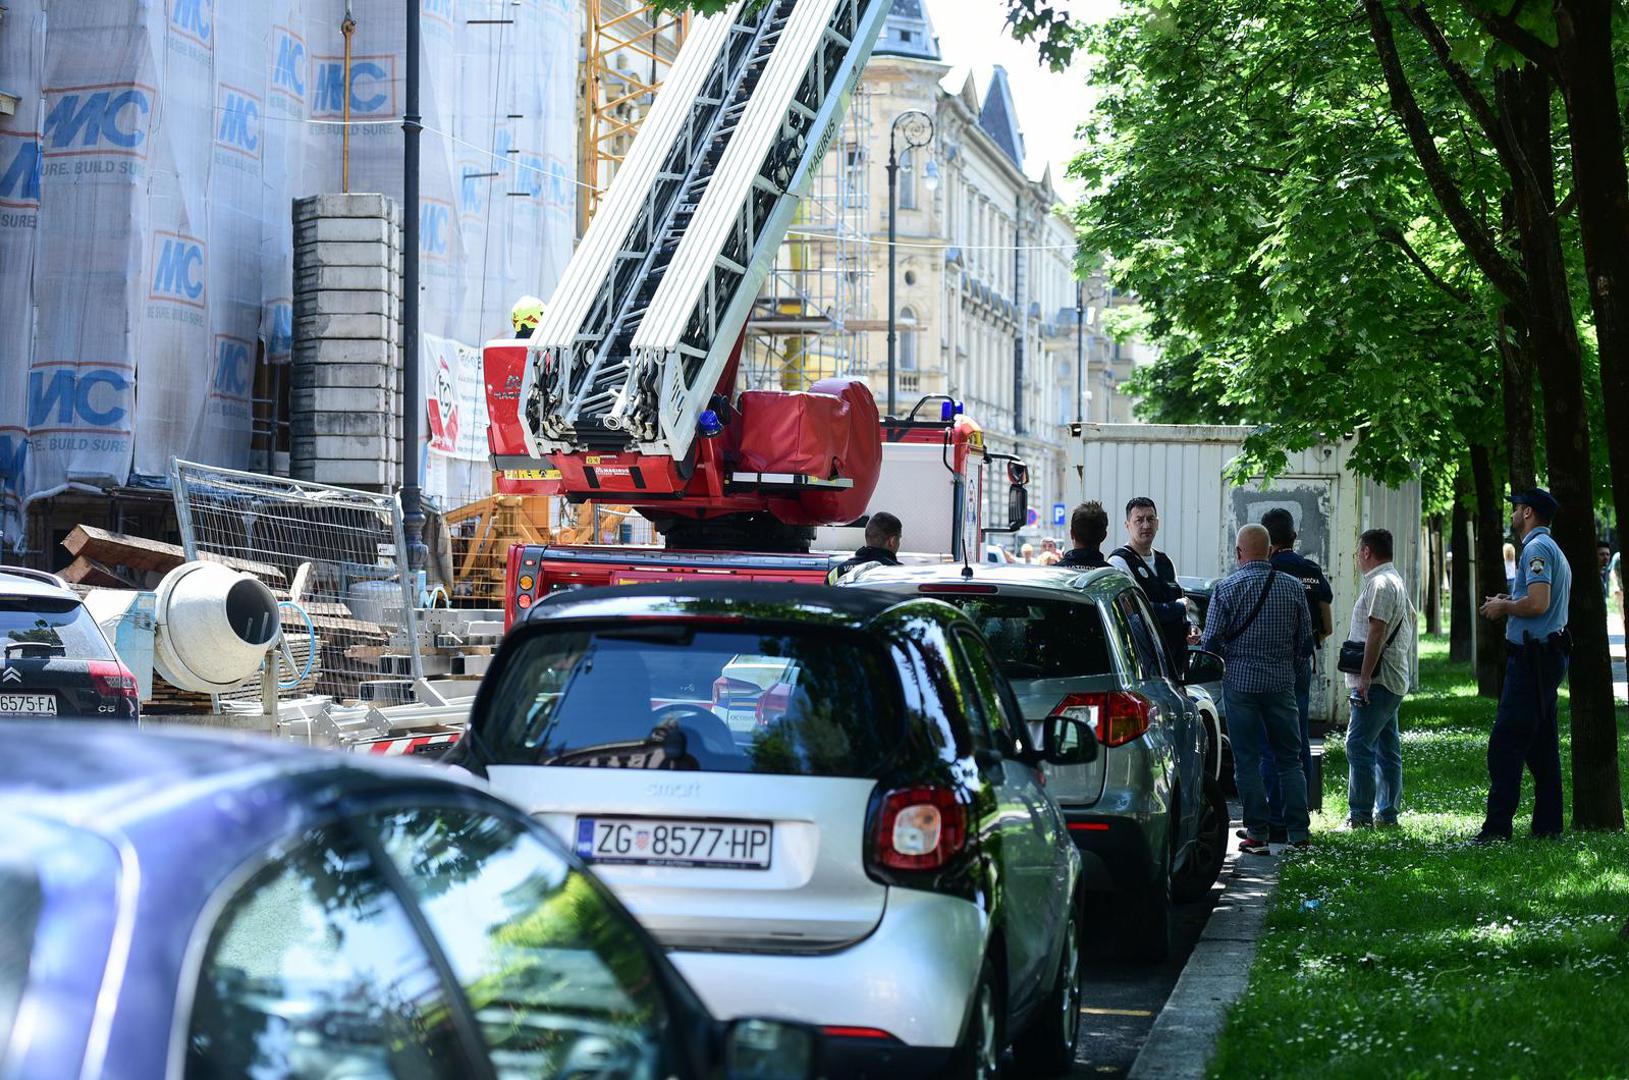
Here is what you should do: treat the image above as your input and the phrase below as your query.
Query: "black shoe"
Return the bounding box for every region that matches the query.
[1528,830,1562,841]
[1466,831,1509,846]
[1376,818,1400,829]
[1235,828,1250,840]
[1285,839,1312,852]
[1269,827,1288,844]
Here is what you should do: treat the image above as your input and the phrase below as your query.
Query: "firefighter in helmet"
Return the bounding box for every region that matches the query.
[511,295,546,339]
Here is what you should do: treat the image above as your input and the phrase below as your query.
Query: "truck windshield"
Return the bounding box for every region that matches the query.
[482,625,905,778]
[941,595,1115,680]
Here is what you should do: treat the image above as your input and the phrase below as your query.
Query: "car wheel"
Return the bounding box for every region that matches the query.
[1171,774,1229,903]
[1011,899,1083,1075]
[1119,830,1172,963]
[948,956,1005,1080]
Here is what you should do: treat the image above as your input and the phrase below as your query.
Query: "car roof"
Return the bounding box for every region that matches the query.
[526,580,917,629]
[0,721,483,833]
[0,567,79,602]
[839,561,1130,599]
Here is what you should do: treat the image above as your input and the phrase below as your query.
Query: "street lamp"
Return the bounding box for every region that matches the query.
[887,108,934,417]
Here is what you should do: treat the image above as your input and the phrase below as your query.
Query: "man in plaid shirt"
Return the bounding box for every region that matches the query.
[1201,524,1316,853]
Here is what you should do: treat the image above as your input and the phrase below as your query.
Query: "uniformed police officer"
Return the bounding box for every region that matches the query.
[1473,488,1571,842]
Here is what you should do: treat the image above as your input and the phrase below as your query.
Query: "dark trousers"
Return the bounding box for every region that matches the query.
[1482,644,1567,838]
[1262,658,1313,829]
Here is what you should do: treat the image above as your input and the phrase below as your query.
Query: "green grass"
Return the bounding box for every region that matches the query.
[1209,631,1629,1079]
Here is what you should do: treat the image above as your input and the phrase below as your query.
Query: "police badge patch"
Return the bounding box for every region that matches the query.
[1529,555,1546,576]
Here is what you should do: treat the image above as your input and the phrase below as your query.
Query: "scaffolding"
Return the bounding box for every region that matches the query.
[580,0,689,234]
[743,87,874,392]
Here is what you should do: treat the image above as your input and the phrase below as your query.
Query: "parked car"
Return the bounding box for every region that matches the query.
[1179,574,1235,788]
[0,566,138,721]
[0,721,819,1080]
[842,563,1230,960]
[450,581,1091,1079]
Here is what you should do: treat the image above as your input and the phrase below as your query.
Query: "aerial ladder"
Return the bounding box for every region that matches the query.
[485,0,892,550]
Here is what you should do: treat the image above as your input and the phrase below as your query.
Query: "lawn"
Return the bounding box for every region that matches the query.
[1209,631,1629,1079]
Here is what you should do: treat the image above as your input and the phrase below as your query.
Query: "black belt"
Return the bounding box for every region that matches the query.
[1507,631,1569,655]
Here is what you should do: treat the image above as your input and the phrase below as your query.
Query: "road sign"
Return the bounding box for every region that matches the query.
[1027,507,1039,527]
[1052,502,1066,526]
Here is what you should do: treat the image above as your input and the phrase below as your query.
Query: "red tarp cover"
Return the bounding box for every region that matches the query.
[730,379,881,523]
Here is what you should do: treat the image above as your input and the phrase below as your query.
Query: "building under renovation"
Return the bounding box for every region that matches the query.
[0,0,578,561]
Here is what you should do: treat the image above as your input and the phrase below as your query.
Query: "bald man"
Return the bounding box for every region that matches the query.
[1200,524,1316,854]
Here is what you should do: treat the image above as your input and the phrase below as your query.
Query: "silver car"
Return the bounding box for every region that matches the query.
[843,564,1230,961]
[453,581,1090,1079]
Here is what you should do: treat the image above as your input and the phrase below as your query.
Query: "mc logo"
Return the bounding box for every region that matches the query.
[267,302,293,360]
[151,233,206,307]
[0,434,25,496]
[42,86,151,157]
[459,161,485,217]
[421,200,450,259]
[171,0,213,48]
[312,58,394,119]
[272,27,307,102]
[216,85,262,158]
[28,366,132,429]
[0,135,40,207]
[213,338,251,398]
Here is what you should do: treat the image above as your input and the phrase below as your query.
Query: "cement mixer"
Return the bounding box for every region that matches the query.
[89,560,314,712]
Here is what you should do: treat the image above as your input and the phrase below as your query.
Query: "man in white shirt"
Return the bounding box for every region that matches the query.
[1344,528,1414,828]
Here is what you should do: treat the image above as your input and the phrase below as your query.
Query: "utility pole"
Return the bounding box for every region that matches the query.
[401,0,425,572]
[1075,280,1084,425]
[886,109,933,417]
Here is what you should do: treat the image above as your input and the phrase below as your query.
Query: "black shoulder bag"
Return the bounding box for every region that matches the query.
[1337,619,1404,675]
[1219,570,1278,645]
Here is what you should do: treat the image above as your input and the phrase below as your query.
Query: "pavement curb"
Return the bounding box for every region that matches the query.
[1125,849,1281,1080]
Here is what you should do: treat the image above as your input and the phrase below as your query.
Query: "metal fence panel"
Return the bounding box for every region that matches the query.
[171,460,423,705]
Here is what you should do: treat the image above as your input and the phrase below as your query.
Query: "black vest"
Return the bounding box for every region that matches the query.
[1110,546,1183,605]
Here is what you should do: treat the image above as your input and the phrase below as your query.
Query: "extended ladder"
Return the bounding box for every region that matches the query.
[521,0,889,465]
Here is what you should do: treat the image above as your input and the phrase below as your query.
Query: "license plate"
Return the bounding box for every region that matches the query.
[575,817,772,869]
[0,694,56,715]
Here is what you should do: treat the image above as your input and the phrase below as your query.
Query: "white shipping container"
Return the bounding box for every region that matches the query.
[1071,424,1423,723]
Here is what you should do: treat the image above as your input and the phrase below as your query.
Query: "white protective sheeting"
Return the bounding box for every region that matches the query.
[0,0,577,549]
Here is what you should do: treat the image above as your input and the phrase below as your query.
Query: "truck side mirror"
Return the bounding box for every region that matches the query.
[1007,483,1028,532]
[1007,460,1030,486]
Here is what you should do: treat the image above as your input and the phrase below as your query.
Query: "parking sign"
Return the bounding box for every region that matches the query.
[1052,502,1066,526]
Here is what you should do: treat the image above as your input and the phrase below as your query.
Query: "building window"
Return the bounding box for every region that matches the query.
[900,306,919,371]
[899,147,917,210]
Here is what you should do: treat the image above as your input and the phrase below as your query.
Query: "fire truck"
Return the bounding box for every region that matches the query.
[481,0,1027,625]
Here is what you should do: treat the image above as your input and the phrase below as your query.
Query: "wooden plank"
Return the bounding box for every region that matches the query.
[63,525,287,583]
[59,556,139,589]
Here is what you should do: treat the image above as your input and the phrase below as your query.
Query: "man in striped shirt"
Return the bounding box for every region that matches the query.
[1200,524,1316,854]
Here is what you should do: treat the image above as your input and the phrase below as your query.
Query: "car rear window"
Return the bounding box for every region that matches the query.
[938,595,1115,680]
[0,598,113,661]
[482,624,904,778]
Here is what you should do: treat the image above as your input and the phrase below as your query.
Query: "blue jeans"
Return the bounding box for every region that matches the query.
[1346,683,1404,824]
[1261,659,1314,829]
[1225,686,1310,843]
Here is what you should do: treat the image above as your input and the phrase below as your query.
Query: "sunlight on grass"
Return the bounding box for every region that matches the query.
[1210,630,1629,1079]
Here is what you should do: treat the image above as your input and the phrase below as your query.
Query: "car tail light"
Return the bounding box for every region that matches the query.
[873,786,967,871]
[755,682,792,726]
[89,660,139,704]
[1050,691,1153,748]
[821,1026,898,1041]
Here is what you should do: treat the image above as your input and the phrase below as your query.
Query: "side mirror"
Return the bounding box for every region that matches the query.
[723,1018,821,1080]
[1006,482,1028,532]
[1185,648,1225,685]
[1044,714,1099,766]
[1007,460,1030,486]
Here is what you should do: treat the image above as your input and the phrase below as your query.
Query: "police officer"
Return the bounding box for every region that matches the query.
[1259,507,1334,839]
[1473,488,1571,842]
[1110,497,1194,674]
[1059,501,1110,568]
[827,511,903,584]
[511,295,545,339]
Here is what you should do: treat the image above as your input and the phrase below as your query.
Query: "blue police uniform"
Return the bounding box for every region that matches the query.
[1482,515,1571,839]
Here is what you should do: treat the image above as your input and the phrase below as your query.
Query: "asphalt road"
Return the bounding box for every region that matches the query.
[1067,819,1240,1078]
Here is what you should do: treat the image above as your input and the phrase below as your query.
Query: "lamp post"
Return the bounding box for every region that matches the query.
[1075,279,1085,425]
[886,108,934,417]
[401,0,426,574]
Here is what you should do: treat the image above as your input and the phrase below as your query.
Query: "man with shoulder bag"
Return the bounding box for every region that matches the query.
[1338,528,1414,829]
[1201,525,1316,855]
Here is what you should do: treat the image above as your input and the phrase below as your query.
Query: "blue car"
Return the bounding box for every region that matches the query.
[0,722,817,1079]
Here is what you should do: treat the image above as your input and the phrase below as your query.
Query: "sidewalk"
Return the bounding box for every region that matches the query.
[1125,841,1280,1080]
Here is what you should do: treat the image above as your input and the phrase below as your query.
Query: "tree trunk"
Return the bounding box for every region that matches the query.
[1425,514,1444,635]
[1471,444,1508,698]
[1498,306,1539,492]
[1450,490,1473,663]
[1499,64,1624,830]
